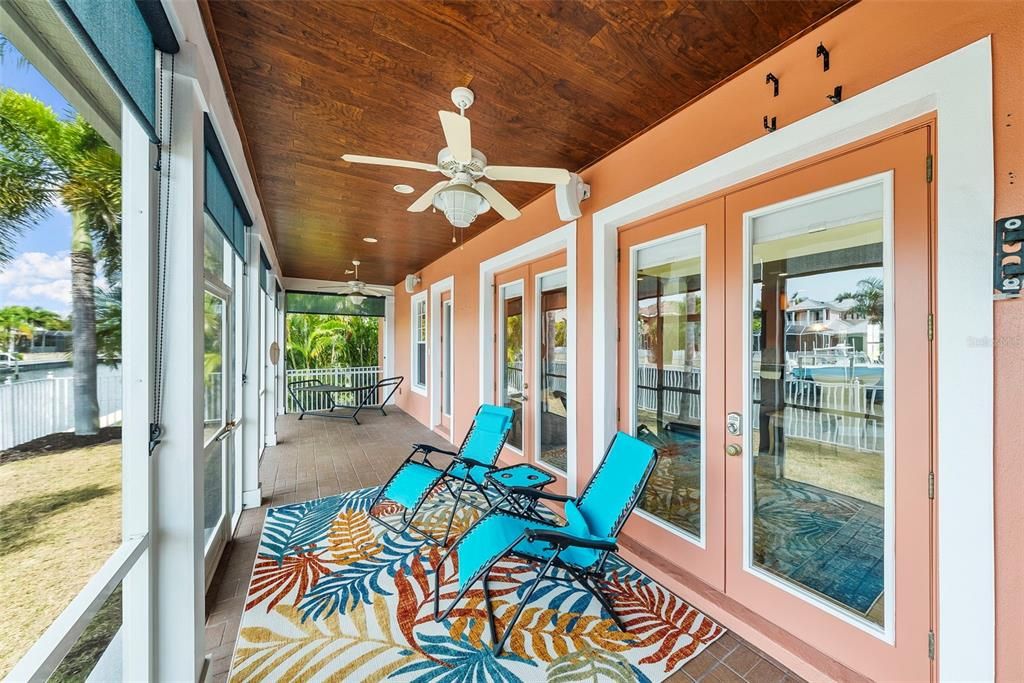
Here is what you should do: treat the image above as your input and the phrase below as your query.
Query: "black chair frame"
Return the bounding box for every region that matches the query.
[432,434,659,655]
[369,405,512,547]
[288,375,403,424]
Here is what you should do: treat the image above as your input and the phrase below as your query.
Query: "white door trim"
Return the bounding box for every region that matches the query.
[479,223,578,494]
[591,38,993,681]
[429,276,455,441]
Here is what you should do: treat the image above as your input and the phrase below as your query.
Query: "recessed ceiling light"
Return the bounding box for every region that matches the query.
[363,237,378,243]
[394,184,415,194]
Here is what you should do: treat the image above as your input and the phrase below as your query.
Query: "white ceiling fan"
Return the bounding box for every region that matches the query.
[341,87,572,228]
[316,261,390,305]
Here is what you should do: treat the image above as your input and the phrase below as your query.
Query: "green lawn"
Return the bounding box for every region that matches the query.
[0,442,122,678]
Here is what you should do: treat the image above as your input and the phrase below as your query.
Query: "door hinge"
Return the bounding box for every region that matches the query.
[928,471,935,499]
[926,154,933,183]
[617,248,621,263]
[928,630,935,660]
[617,327,620,341]
[616,406,620,422]
[927,313,934,341]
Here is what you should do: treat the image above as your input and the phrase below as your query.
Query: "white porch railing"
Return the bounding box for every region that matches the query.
[0,372,123,450]
[635,363,884,454]
[284,366,382,413]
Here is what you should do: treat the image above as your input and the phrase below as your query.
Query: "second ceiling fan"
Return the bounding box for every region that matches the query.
[342,87,571,228]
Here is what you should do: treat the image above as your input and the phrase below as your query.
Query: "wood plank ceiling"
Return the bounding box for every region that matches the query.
[202,0,850,285]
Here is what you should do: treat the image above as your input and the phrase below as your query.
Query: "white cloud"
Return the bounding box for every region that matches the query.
[0,251,72,313]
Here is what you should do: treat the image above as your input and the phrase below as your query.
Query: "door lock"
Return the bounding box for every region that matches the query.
[727,412,742,436]
[726,443,742,457]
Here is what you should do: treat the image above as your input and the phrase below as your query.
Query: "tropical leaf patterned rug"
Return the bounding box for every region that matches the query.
[229,486,724,682]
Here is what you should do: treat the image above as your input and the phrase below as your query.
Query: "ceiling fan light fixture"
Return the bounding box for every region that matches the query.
[393,184,415,194]
[348,293,366,305]
[432,183,490,228]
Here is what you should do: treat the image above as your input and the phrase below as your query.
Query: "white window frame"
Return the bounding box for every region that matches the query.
[411,291,428,395]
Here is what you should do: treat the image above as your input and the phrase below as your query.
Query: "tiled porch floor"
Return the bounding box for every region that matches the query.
[204,409,804,683]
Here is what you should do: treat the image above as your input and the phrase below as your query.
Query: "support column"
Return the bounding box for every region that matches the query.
[151,53,206,681]
[120,104,154,681]
[384,295,396,402]
[264,288,278,447]
[240,232,263,508]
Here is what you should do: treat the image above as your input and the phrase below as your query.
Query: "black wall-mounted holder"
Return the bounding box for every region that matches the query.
[816,42,830,72]
[765,72,779,97]
[827,85,843,104]
[994,215,1024,297]
[763,115,777,133]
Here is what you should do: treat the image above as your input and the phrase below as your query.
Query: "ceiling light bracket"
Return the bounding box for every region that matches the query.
[451,86,475,115]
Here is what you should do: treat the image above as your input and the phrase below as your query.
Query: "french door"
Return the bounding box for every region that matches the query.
[618,127,933,679]
[617,199,726,589]
[494,252,569,493]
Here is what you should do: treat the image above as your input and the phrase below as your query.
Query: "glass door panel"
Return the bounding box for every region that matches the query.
[203,289,227,547]
[633,233,704,538]
[498,279,526,451]
[538,271,568,473]
[617,198,726,590]
[749,182,887,626]
[724,127,932,680]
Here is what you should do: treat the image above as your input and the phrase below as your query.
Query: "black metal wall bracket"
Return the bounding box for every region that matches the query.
[763,115,777,133]
[816,42,830,71]
[765,72,779,97]
[827,85,843,104]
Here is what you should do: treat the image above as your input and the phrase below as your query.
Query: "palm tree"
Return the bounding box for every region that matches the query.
[835,276,884,323]
[0,89,121,434]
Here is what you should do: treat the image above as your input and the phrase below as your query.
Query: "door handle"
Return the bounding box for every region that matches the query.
[725,443,742,457]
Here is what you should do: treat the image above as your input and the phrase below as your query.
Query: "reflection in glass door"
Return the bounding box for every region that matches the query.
[538,271,568,473]
[747,181,889,626]
[632,232,705,539]
[498,281,525,451]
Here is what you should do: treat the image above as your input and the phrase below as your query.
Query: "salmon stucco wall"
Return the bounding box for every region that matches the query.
[391,1,1023,679]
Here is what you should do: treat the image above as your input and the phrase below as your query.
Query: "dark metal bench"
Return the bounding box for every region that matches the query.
[288,376,404,424]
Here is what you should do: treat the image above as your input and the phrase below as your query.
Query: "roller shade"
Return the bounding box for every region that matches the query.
[204,115,252,257]
[286,292,386,318]
[259,247,271,294]
[52,0,179,143]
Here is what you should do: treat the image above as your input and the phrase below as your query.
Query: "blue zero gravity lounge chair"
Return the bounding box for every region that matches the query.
[432,431,658,655]
[368,404,514,546]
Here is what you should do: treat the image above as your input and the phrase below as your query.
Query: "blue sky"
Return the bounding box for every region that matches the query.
[0,38,77,315]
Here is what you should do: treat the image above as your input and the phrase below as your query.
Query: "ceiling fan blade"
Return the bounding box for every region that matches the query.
[474,181,521,221]
[341,154,438,172]
[407,180,450,212]
[483,165,571,185]
[438,110,472,163]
